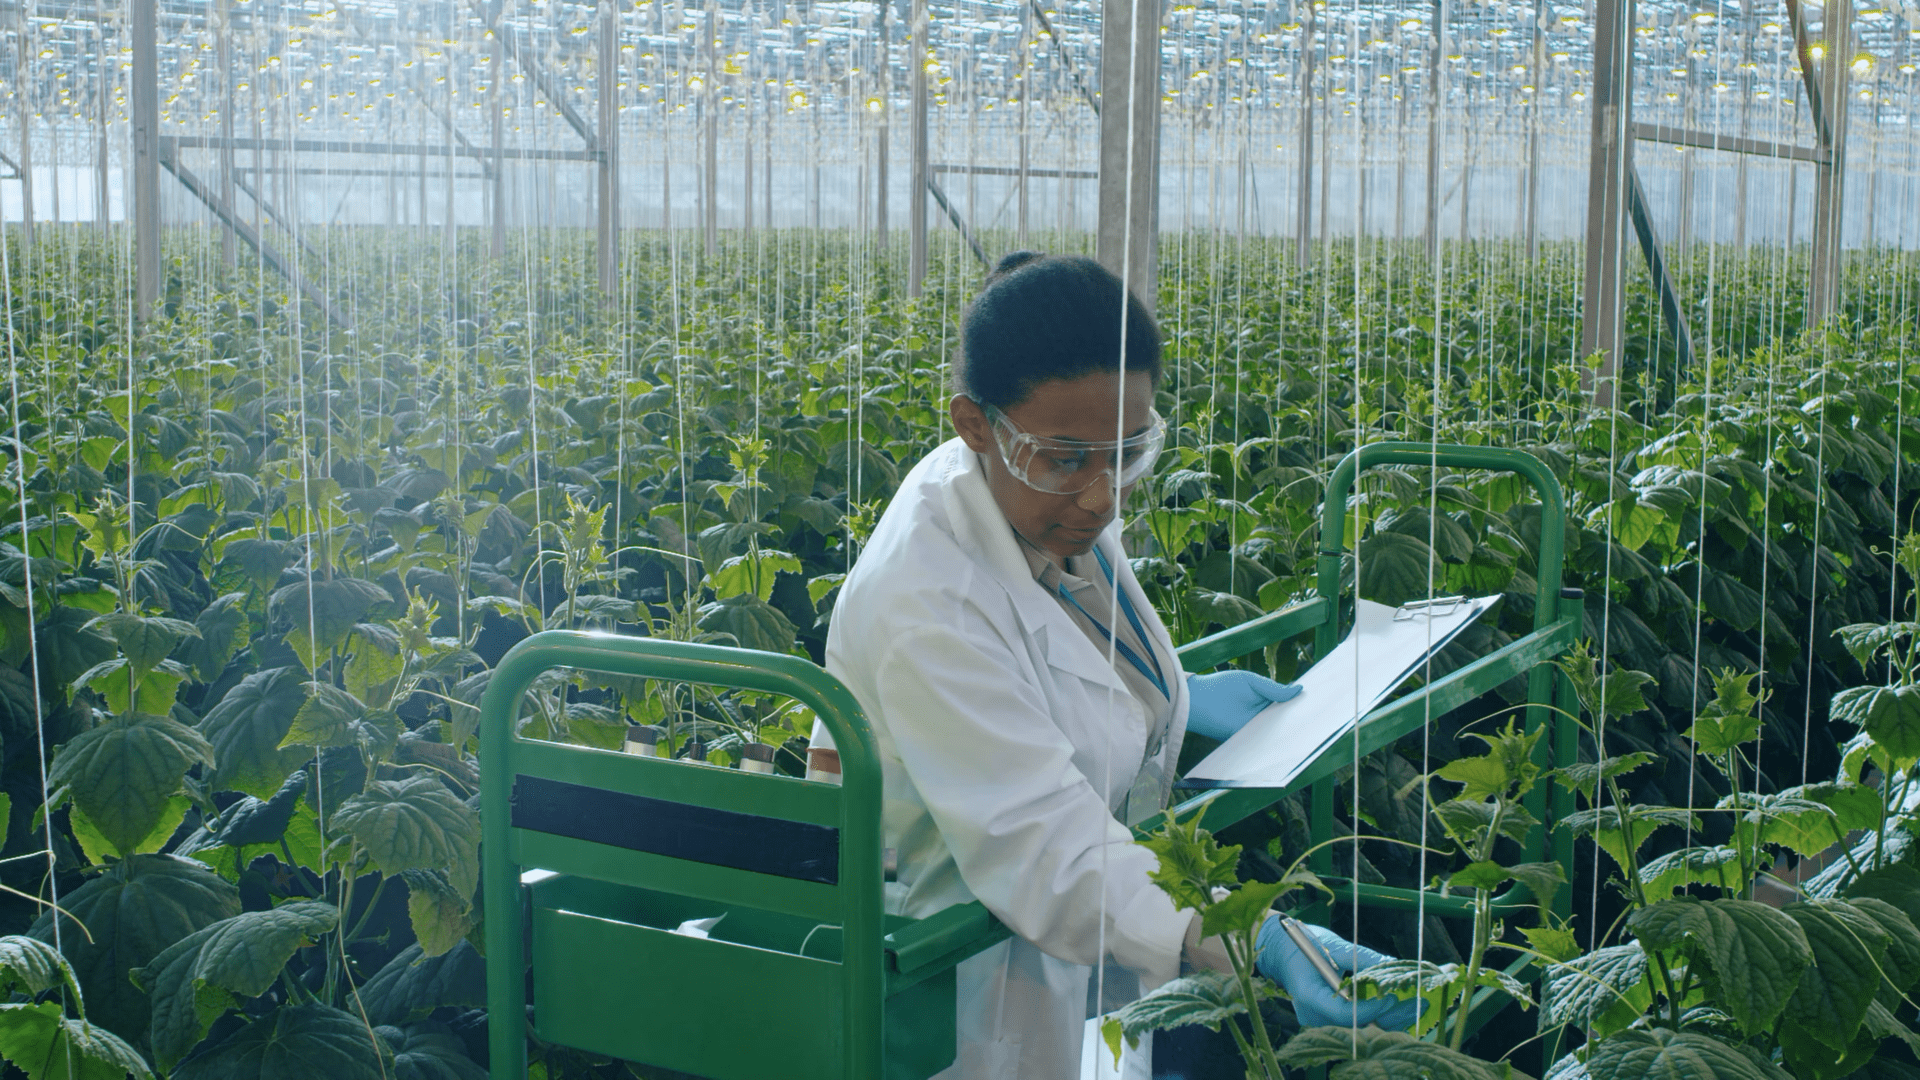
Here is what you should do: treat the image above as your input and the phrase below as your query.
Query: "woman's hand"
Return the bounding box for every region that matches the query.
[1253,918,1421,1031]
[1184,671,1302,741]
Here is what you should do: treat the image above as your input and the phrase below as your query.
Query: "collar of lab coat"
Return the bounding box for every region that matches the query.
[937,440,1159,700]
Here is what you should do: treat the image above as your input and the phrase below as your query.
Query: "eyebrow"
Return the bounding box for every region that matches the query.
[1046,423,1154,447]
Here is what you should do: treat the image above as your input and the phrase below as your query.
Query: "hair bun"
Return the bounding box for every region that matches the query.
[987,250,1045,282]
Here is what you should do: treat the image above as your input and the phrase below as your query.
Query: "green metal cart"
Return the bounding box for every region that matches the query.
[480,442,1578,1077]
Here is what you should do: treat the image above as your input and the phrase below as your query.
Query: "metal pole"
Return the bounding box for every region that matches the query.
[17,29,33,249]
[133,0,160,319]
[908,0,928,297]
[1808,1,1851,323]
[217,0,235,265]
[1018,0,1030,245]
[97,16,111,233]
[1423,0,1445,266]
[599,0,619,294]
[1096,0,1162,310]
[874,0,886,250]
[1295,3,1315,263]
[492,15,506,258]
[1579,0,1633,407]
[1524,0,1544,260]
[703,0,718,258]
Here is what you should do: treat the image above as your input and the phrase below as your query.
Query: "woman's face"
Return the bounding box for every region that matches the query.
[951,370,1156,564]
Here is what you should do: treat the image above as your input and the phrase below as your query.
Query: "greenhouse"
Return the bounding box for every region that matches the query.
[0,0,1912,1073]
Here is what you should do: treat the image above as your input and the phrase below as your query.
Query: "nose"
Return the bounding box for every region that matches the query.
[1073,471,1118,517]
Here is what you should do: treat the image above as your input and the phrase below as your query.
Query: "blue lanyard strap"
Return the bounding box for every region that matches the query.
[1054,546,1170,701]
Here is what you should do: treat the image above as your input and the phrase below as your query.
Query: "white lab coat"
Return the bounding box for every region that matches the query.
[817,437,1193,1079]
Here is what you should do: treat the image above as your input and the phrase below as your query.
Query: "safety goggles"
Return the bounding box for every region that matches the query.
[980,402,1167,495]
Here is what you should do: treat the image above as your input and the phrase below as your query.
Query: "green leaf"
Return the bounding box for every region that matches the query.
[1507,861,1567,914]
[1627,897,1811,1035]
[1779,1018,1880,1080]
[1832,686,1920,763]
[1138,809,1242,913]
[1274,1026,1518,1079]
[1521,925,1583,964]
[170,1003,391,1080]
[38,607,118,693]
[695,594,797,653]
[1434,797,1538,848]
[1543,942,1651,1037]
[49,713,214,857]
[379,1021,487,1080]
[0,1001,154,1080]
[71,796,190,865]
[0,937,76,1001]
[74,657,190,717]
[198,668,310,797]
[1198,879,1285,939]
[1780,900,1893,1051]
[399,870,472,958]
[86,613,201,680]
[131,901,339,1071]
[1183,588,1264,629]
[1585,1028,1789,1080]
[267,577,392,659]
[1098,970,1268,1053]
[1551,753,1654,801]
[1845,863,1920,925]
[352,943,486,1027]
[30,855,241,1045]
[1637,846,1748,901]
[707,550,802,602]
[1357,531,1442,608]
[176,595,251,684]
[330,775,480,894]
[1842,896,1920,992]
[1450,861,1512,892]
[280,682,366,750]
[1559,804,1697,873]
[1835,622,1920,669]
[219,539,294,596]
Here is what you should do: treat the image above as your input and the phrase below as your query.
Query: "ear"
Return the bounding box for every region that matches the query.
[950,395,993,454]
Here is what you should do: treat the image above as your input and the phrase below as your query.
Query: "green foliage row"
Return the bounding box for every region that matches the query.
[0,228,1908,1078]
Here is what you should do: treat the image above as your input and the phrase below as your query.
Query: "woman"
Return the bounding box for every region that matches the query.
[811,253,1411,1078]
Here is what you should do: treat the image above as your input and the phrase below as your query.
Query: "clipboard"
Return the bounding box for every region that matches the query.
[1181,594,1500,789]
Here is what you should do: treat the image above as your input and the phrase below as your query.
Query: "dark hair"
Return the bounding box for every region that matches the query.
[958,252,1162,411]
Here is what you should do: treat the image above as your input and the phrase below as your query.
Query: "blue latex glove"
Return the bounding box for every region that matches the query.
[1184,671,1302,741]
[1254,917,1422,1031]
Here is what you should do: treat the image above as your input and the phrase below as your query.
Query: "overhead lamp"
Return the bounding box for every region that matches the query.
[1400,17,1421,29]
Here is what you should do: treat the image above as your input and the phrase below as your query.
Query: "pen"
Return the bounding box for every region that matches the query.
[1277,915,1353,1001]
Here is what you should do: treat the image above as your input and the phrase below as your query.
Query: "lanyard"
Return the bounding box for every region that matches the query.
[1054,546,1170,701]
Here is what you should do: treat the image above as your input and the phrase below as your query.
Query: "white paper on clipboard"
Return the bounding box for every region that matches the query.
[1181,595,1500,789]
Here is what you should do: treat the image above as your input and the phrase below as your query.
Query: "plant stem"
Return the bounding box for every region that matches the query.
[1449,886,1494,1052]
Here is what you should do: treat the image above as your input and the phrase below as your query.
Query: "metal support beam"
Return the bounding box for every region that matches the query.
[1095,0,1161,312]
[926,176,989,268]
[1030,0,1099,114]
[217,0,235,266]
[164,135,598,162]
[1808,2,1851,324]
[702,0,718,257]
[230,172,321,260]
[1524,0,1544,260]
[934,163,1096,180]
[1579,0,1632,407]
[133,0,159,319]
[491,21,505,258]
[1296,2,1316,263]
[873,0,887,250]
[159,148,351,329]
[1632,121,1826,164]
[907,0,928,297]
[1625,166,1696,375]
[598,0,619,296]
[1423,0,1444,265]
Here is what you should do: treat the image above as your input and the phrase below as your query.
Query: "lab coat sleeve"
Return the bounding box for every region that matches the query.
[870,618,1189,989]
